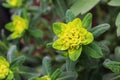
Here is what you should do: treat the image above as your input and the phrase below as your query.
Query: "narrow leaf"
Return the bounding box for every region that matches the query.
[7,45,17,63]
[66,58,76,71]
[90,24,110,38]
[51,69,62,80]
[5,22,14,32]
[28,28,43,38]
[22,8,28,19]
[114,46,120,61]
[70,0,100,16]
[115,12,120,37]
[103,59,120,74]
[19,66,39,79]
[68,46,82,61]
[10,56,25,70]
[0,40,8,54]
[6,71,14,80]
[53,22,66,37]
[2,3,11,8]
[57,71,78,80]
[42,56,52,76]
[52,0,67,18]
[82,13,92,29]
[83,42,103,59]
[66,10,75,23]
[108,0,120,6]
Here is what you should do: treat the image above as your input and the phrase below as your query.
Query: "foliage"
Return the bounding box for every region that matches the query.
[0,0,119,80]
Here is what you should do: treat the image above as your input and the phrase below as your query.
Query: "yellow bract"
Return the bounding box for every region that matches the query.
[7,0,17,7]
[7,0,22,7]
[0,56,10,79]
[13,15,28,34]
[52,18,94,61]
[5,15,28,40]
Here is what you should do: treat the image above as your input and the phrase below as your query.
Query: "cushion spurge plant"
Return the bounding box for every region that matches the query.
[0,56,11,79]
[5,15,28,40]
[52,18,94,61]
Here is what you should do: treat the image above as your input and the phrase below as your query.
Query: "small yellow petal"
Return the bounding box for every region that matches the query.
[67,18,82,28]
[82,32,94,45]
[53,22,66,37]
[52,39,69,50]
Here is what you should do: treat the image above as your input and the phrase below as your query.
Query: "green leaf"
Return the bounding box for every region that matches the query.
[55,55,65,62]
[53,23,62,36]
[116,12,120,37]
[7,32,23,40]
[97,42,110,57]
[90,24,110,38]
[103,59,120,74]
[116,26,120,37]
[52,39,69,50]
[2,3,11,8]
[42,56,52,76]
[114,46,120,61]
[14,73,21,80]
[116,13,120,26]
[22,8,28,19]
[19,66,39,79]
[28,6,39,12]
[68,46,82,61]
[52,0,67,18]
[28,28,43,38]
[7,45,17,63]
[10,56,25,70]
[70,0,100,16]
[108,0,120,6]
[57,71,78,80]
[66,57,76,71]
[51,69,62,80]
[53,22,66,37]
[0,40,8,54]
[5,22,14,32]
[65,10,75,23]
[83,42,103,59]
[6,71,14,80]
[82,13,92,29]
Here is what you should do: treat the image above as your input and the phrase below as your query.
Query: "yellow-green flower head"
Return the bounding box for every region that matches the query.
[6,0,22,7]
[52,18,94,61]
[0,56,10,79]
[5,15,28,40]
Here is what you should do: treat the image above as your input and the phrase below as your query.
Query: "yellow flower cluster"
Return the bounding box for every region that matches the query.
[0,56,10,79]
[58,23,93,50]
[5,15,28,40]
[13,15,28,34]
[52,18,94,61]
